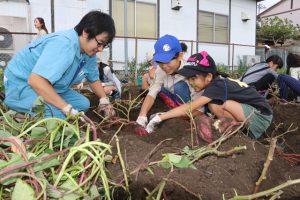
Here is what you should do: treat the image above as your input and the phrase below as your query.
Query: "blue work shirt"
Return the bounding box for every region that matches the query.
[5,28,99,94]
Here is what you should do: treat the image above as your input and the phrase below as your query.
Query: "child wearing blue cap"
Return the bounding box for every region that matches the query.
[144,51,273,141]
[136,35,199,130]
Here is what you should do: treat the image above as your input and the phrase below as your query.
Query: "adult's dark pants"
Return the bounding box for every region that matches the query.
[277,74,300,100]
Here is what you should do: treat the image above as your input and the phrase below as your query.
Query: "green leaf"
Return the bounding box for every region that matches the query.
[31,96,45,114]
[157,161,171,169]
[11,179,35,200]
[0,154,24,185]
[89,185,100,199]
[0,130,13,146]
[46,120,59,132]
[182,146,191,154]
[33,96,45,106]
[165,154,182,163]
[31,127,47,139]
[162,153,195,169]
[64,127,74,136]
[58,179,83,200]
[146,167,154,175]
[173,155,195,169]
[32,152,60,172]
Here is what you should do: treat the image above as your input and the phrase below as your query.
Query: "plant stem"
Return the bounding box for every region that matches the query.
[230,179,300,200]
[254,138,277,194]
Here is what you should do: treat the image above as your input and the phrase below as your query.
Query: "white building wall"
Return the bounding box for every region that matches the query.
[230,0,257,66]
[159,0,197,40]
[0,2,30,57]
[28,0,109,33]
[199,0,229,15]
[230,0,256,45]
[0,0,259,69]
[198,0,229,65]
[111,0,158,70]
[0,2,28,18]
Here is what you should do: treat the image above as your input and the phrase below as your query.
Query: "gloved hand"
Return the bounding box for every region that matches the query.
[76,82,84,90]
[61,104,79,118]
[145,114,162,134]
[97,97,115,118]
[136,116,148,127]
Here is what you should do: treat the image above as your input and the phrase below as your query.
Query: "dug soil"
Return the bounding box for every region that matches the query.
[84,88,300,200]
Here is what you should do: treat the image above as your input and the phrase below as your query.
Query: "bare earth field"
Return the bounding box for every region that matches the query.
[85,88,300,200]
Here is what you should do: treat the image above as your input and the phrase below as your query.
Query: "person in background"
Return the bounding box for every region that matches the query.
[34,17,48,39]
[97,56,122,100]
[240,55,283,92]
[136,35,195,129]
[141,51,158,90]
[180,42,188,61]
[145,51,273,140]
[4,11,115,119]
[264,44,270,60]
[277,53,300,101]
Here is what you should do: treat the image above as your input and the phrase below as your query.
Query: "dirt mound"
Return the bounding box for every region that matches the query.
[85,91,300,200]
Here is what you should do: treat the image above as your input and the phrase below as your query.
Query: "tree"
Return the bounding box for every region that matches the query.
[257,16,300,46]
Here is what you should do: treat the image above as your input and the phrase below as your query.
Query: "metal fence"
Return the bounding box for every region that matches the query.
[1,32,300,75]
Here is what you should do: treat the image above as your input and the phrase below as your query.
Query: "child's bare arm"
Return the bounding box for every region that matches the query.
[160,96,211,121]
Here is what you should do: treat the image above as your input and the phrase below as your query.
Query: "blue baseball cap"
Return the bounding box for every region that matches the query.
[153,34,182,63]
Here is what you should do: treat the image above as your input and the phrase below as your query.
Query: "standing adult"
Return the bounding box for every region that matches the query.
[136,35,195,128]
[4,10,115,119]
[34,17,48,39]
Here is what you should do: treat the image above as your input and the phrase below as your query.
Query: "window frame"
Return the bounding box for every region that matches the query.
[198,10,229,43]
[112,0,157,38]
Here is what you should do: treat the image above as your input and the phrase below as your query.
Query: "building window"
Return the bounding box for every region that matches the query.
[198,11,228,43]
[112,0,157,38]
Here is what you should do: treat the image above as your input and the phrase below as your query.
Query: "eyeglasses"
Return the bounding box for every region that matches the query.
[94,37,110,49]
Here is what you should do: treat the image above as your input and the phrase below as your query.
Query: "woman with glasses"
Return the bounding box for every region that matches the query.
[3,11,116,119]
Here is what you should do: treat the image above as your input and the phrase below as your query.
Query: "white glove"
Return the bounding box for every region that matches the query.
[61,104,79,117]
[145,114,162,134]
[149,112,165,120]
[136,116,148,127]
[76,82,84,90]
[98,97,115,117]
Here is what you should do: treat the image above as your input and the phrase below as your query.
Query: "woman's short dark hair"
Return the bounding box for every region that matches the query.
[266,55,283,69]
[74,10,116,44]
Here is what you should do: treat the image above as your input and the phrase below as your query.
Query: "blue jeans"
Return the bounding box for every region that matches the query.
[277,74,300,100]
[159,80,191,106]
